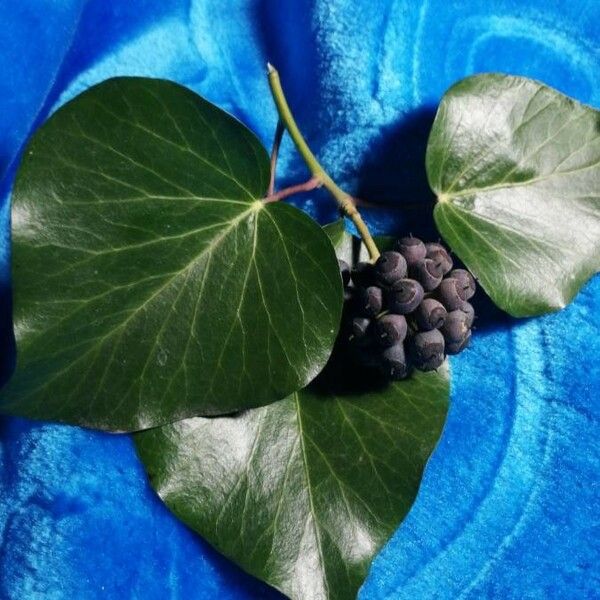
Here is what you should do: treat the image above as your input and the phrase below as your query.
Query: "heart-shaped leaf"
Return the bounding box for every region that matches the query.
[323,220,394,262]
[1,77,343,431]
[427,74,600,317]
[323,220,352,257]
[135,365,449,600]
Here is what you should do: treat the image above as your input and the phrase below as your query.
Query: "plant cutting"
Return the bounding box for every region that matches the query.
[1,62,598,599]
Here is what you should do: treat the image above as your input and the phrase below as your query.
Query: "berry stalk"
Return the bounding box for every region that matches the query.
[267,63,381,261]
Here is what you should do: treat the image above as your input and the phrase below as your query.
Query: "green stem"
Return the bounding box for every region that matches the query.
[267,63,381,261]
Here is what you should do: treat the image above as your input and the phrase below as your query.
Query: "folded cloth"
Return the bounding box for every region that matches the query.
[0,1,598,598]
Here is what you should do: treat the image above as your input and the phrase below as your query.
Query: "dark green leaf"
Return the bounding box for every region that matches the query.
[427,74,600,317]
[323,220,365,265]
[323,220,351,256]
[373,235,397,253]
[135,366,449,600]
[323,220,393,261]
[2,77,343,431]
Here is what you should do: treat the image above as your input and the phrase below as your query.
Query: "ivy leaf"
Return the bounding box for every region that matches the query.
[323,220,368,265]
[323,220,394,262]
[427,74,600,317]
[134,365,449,600]
[323,220,352,257]
[2,77,343,431]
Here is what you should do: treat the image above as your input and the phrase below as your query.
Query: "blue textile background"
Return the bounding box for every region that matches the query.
[1,1,599,598]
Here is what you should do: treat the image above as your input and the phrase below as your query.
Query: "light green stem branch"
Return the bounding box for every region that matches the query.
[267,64,381,261]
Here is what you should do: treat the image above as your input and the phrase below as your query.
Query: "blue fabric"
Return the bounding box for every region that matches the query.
[0,1,599,598]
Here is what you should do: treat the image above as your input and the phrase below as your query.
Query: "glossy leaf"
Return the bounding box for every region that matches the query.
[323,220,394,261]
[427,74,600,317]
[135,365,449,600]
[323,220,352,257]
[2,77,343,431]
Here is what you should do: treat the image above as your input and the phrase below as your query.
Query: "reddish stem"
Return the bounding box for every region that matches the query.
[264,176,321,203]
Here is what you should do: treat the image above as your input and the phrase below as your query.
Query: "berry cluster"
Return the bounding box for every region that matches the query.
[338,237,476,380]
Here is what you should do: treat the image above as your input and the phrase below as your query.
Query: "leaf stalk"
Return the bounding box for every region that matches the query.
[264,177,321,203]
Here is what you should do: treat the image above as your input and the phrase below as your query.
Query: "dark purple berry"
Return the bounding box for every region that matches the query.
[352,317,371,340]
[375,314,408,347]
[425,242,453,275]
[437,277,469,310]
[411,258,443,291]
[339,237,476,381]
[414,298,447,331]
[446,330,472,355]
[355,286,383,317]
[395,236,426,267]
[458,301,475,328]
[440,310,470,343]
[387,278,424,314]
[409,329,445,371]
[338,259,351,287]
[351,262,375,288]
[449,269,476,300]
[380,343,409,380]
[374,251,408,287]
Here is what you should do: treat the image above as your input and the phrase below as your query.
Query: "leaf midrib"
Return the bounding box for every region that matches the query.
[294,391,330,598]
[439,158,600,200]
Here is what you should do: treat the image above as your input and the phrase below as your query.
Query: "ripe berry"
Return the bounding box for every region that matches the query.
[409,329,445,371]
[449,269,476,300]
[425,243,453,275]
[374,251,407,287]
[375,314,408,347]
[355,286,383,317]
[446,330,471,355]
[380,343,409,380]
[352,317,371,340]
[458,301,475,327]
[411,258,443,291]
[440,310,470,343]
[338,259,351,287]
[351,262,375,288]
[387,278,424,314]
[339,235,475,380]
[415,298,447,331]
[437,277,468,310]
[395,236,426,267]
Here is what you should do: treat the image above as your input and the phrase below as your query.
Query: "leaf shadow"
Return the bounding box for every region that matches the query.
[354,105,440,241]
[0,180,16,390]
[350,105,515,333]
[309,342,389,398]
[0,280,15,389]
